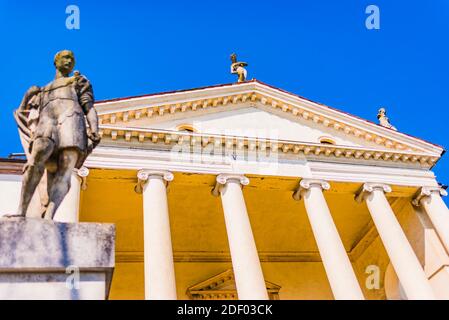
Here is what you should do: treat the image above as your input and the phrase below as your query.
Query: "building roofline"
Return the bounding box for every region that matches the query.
[95,79,258,104]
[95,79,444,154]
[252,80,445,153]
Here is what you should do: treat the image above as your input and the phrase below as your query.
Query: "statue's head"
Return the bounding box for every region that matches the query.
[230,53,237,63]
[54,50,75,76]
[377,107,386,118]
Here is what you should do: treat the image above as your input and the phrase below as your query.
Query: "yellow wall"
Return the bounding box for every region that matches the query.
[80,169,430,300]
[109,261,334,300]
[352,198,432,300]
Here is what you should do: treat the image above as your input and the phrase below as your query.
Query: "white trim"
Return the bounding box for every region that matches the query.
[98,125,439,168]
[308,161,438,187]
[254,82,443,155]
[84,146,439,189]
[93,81,444,156]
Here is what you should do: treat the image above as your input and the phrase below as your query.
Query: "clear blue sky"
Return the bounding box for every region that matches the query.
[0,1,448,193]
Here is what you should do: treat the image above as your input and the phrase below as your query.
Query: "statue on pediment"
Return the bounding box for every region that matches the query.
[377,107,397,131]
[10,50,101,220]
[230,53,248,83]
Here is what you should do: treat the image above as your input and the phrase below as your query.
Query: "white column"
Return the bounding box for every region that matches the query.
[136,170,177,300]
[413,186,449,253]
[212,174,268,300]
[0,174,22,217]
[356,183,435,300]
[293,179,364,300]
[54,167,89,223]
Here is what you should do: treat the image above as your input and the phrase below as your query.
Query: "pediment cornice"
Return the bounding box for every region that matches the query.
[98,125,439,168]
[186,269,280,300]
[95,80,444,158]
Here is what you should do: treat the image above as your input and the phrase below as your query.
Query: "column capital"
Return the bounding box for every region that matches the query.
[75,166,90,191]
[292,179,330,201]
[412,186,448,207]
[211,174,249,197]
[355,183,392,203]
[135,170,174,194]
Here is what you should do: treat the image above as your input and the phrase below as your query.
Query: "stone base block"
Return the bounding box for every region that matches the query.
[0,217,115,300]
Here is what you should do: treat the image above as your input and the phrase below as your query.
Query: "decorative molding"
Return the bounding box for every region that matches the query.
[135,169,174,194]
[216,174,250,186]
[211,174,249,197]
[292,179,330,201]
[412,186,448,207]
[355,183,392,203]
[252,81,442,155]
[306,161,438,188]
[98,126,439,168]
[186,269,281,300]
[115,251,325,263]
[94,80,444,157]
[84,147,440,190]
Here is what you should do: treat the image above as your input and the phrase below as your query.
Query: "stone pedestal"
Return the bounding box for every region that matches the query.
[0,218,115,300]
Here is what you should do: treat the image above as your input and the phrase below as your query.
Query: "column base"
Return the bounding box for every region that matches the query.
[0,217,115,300]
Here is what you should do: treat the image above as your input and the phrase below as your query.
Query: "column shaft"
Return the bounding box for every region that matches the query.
[419,190,449,253]
[300,182,364,300]
[363,187,435,299]
[54,173,81,222]
[139,171,177,300]
[54,167,89,223]
[217,175,268,300]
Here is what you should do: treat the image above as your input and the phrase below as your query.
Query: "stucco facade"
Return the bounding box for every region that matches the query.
[1,80,448,300]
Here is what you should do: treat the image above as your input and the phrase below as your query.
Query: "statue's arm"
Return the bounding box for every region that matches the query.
[18,86,40,111]
[86,106,100,140]
[230,63,237,74]
[76,75,101,146]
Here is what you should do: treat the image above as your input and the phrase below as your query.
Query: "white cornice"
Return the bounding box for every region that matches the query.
[253,82,444,155]
[95,82,256,114]
[85,146,439,189]
[93,81,444,158]
[97,125,439,168]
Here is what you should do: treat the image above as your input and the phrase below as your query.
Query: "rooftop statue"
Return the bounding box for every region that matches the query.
[10,50,100,220]
[377,107,397,131]
[230,53,248,83]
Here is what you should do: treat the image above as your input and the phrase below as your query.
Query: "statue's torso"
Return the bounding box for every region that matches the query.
[40,76,83,121]
[33,76,88,153]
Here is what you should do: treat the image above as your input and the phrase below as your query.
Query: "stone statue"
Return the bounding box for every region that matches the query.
[377,107,397,131]
[11,50,100,220]
[230,53,248,83]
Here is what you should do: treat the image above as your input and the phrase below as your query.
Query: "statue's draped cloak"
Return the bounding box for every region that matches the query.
[16,74,94,169]
[13,73,94,216]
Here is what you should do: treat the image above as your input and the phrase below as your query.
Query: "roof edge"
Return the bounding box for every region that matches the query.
[95,79,257,104]
[94,79,445,155]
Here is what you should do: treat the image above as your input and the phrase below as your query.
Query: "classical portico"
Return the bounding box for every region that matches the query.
[0,80,447,300]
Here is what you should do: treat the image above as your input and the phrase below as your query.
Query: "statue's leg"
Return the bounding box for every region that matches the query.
[44,149,79,220]
[41,170,56,218]
[16,138,54,217]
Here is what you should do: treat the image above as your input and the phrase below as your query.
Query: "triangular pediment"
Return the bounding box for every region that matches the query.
[94,80,444,167]
[109,105,383,149]
[186,269,281,300]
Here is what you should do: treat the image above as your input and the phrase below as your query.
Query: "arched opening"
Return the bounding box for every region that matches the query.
[319,136,336,145]
[176,124,198,133]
